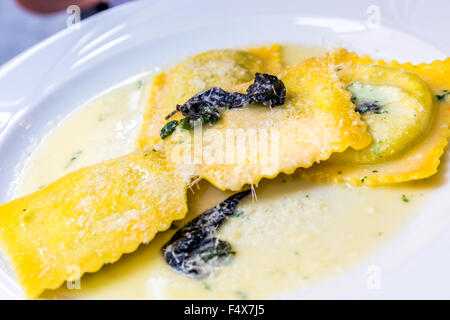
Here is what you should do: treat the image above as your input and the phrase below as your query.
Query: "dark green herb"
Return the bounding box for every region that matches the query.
[198,241,235,262]
[436,90,449,101]
[162,190,250,278]
[160,120,179,139]
[337,171,342,174]
[169,222,178,230]
[361,176,367,183]
[402,194,410,203]
[355,101,383,114]
[161,73,286,138]
[247,73,286,106]
[179,117,193,130]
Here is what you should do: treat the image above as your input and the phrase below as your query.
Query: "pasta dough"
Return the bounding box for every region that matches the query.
[137,44,282,148]
[0,150,190,298]
[161,54,372,190]
[299,49,450,185]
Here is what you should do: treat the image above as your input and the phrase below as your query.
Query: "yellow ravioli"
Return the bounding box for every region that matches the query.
[0,150,189,298]
[298,49,450,185]
[163,54,372,190]
[137,44,282,148]
[334,63,435,164]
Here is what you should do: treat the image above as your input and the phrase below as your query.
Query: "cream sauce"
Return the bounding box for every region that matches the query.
[15,78,148,196]
[14,45,434,299]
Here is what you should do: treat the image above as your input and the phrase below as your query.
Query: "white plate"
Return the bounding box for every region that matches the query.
[0,0,449,299]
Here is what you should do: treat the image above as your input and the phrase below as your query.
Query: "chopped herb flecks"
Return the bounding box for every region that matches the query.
[236,290,248,299]
[97,114,108,122]
[373,145,380,155]
[65,150,83,168]
[402,194,410,203]
[202,282,212,291]
[233,209,245,218]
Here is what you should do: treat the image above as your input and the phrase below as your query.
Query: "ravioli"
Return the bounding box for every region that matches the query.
[137,44,282,148]
[161,54,372,190]
[0,150,190,298]
[298,49,450,185]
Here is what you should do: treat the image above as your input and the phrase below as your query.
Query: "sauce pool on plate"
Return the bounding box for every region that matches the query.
[13,45,433,299]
